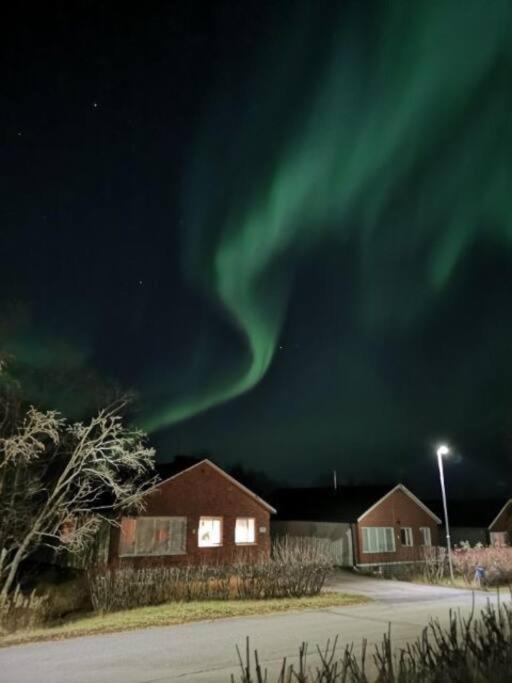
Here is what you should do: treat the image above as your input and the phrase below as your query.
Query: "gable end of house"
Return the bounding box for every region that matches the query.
[489,498,512,531]
[356,484,442,524]
[153,459,277,514]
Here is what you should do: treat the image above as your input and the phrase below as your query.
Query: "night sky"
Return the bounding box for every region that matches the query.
[2,1,511,495]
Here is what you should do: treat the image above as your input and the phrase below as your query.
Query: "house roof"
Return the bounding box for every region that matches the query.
[271,484,440,524]
[489,499,512,530]
[424,498,508,528]
[357,484,442,524]
[154,458,277,514]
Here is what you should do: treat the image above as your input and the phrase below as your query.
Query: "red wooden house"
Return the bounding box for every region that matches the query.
[488,498,512,546]
[109,459,276,566]
[424,498,512,547]
[272,484,441,568]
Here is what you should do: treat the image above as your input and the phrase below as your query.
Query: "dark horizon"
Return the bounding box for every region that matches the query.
[155,450,512,502]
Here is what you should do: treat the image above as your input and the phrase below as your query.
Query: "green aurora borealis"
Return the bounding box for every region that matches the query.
[144,0,511,435]
[2,0,512,487]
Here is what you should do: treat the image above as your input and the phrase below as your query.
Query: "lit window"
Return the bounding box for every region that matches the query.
[235,518,256,544]
[119,517,187,556]
[362,527,395,553]
[400,527,413,547]
[198,517,222,547]
[420,527,432,546]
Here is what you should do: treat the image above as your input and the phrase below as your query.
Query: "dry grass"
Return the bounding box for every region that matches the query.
[0,592,369,647]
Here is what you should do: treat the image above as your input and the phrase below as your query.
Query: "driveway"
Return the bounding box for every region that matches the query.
[0,572,498,683]
[325,569,479,603]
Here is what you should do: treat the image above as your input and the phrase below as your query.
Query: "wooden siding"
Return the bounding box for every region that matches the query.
[355,488,440,566]
[489,501,512,534]
[110,461,271,567]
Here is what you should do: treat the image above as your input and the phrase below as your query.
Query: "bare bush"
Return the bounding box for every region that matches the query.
[362,544,512,588]
[420,545,448,582]
[231,597,512,682]
[88,538,332,612]
[88,565,233,612]
[0,586,49,633]
[452,544,512,585]
[39,576,91,620]
[236,537,332,600]
[371,546,448,583]
[271,536,332,565]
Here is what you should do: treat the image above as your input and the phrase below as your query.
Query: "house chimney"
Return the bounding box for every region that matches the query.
[333,470,337,491]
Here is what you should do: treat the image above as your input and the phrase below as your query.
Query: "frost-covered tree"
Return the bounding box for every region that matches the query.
[0,363,155,597]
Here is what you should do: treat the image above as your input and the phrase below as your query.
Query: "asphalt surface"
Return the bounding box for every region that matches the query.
[0,571,499,683]
[324,569,482,603]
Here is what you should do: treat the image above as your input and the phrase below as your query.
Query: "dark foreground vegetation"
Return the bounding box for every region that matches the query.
[232,597,512,682]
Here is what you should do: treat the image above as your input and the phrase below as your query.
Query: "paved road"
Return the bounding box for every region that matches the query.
[324,569,482,603]
[0,572,499,683]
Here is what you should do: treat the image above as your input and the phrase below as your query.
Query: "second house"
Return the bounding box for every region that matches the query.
[272,484,441,568]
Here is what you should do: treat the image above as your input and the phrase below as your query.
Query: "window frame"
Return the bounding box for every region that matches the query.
[198,516,223,548]
[235,517,256,545]
[361,526,396,553]
[400,527,414,547]
[118,516,187,557]
[419,526,432,547]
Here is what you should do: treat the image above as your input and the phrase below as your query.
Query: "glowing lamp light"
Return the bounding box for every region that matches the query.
[437,444,450,458]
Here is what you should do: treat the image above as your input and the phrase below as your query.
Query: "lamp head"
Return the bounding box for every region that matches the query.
[437,444,450,458]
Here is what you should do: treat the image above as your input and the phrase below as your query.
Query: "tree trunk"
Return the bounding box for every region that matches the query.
[0,530,37,598]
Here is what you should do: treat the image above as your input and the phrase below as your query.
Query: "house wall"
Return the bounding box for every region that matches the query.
[355,488,440,566]
[489,502,512,534]
[271,520,353,566]
[110,462,271,567]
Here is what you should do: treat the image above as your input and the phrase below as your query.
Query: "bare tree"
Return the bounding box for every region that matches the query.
[0,365,155,597]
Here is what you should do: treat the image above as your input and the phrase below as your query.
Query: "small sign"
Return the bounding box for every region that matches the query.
[259,526,267,533]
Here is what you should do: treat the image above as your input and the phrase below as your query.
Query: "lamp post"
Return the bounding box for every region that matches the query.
[436,444,454,582]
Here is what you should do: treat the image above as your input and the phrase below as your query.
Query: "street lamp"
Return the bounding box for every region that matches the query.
[436,444,454,582]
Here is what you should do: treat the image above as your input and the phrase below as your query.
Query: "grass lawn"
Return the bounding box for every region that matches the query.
[0,592,370,647]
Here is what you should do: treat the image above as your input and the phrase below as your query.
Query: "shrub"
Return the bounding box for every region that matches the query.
[420,545,448,582]
[88,537,333,612]
[38,576,91,620]
[0,586,49,633]
[360,544,512,588]
[236,537,331,600]
[231,597,512,682]
[451,544,512,585]
[359,546,448,583]
[88,565,231,612]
